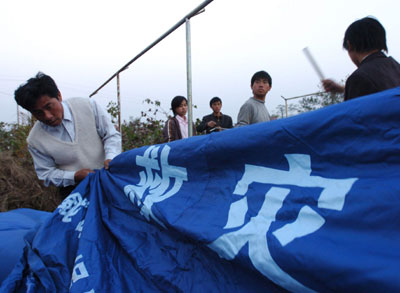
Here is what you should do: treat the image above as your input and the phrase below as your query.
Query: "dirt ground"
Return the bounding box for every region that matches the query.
[0,151,60,212]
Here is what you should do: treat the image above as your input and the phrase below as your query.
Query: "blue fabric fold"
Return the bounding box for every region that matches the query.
[1,87,400,292]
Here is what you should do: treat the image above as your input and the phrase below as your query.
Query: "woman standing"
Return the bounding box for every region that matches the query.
[162,96,195,142]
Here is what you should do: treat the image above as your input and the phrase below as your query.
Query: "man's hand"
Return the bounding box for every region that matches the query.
[322,79,345,94]
[104,159,112,170]
[74,168,95,183]
[207,121,217,128]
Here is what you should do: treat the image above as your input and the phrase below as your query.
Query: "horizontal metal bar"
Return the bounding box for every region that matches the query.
[90,0,214,97]
[281,91,325,101]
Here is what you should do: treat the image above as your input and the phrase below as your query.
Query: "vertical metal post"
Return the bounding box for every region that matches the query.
[117,74,122,135]
[185,18,193,137]
[17,105,20,125]
[285,99,288,118]
[281,96,288,118]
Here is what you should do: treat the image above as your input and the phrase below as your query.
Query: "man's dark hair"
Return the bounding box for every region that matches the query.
[343,17,387,53]
[14,72,60,111]
[209,96,221,107]
[251,71,272,86]
[171,95,187,116]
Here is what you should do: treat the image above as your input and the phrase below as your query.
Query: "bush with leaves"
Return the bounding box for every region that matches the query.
[107,98,168,151]
[0,121,60,212]
[0,122,32,161]
[298,91,344,112]
[121,117,165,150]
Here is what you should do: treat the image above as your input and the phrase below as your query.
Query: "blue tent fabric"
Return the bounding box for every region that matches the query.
[1,87,400,292]
[0,209,51,285]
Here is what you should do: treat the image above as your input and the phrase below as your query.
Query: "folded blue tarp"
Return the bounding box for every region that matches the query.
[0,209,50,285]
[1,87,400,292]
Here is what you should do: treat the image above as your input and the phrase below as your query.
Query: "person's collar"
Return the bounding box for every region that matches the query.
[175,115,187,122]
[213,112,222,117]
[62,101,72,121]
[252,97,265,104]
[360,50,384,64]
[39,101,69,129]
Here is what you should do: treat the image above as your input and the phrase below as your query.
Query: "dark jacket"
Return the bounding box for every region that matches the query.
[162,117,196,142]
[196,113,233,134]
[345,51,400,100]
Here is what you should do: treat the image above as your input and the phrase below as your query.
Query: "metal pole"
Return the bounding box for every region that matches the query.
[117,74,121,133]
[186,18,193,137]
[281,92,325,118]
[89,0,213,98]
[281,96,288,118]
[285,99,288,118]
[284,91,323,101]
[17,105,20,125]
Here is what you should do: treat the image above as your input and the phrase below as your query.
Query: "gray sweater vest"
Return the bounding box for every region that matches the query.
[27,98,105,171]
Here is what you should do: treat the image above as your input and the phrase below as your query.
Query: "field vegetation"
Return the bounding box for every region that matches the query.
[0,93,341,212]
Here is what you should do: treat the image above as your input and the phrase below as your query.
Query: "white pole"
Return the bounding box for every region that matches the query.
[303,47,325,80]
[186,18,193,137]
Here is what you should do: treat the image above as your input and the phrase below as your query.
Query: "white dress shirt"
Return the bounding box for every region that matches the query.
[28,99,121,187]
[175,115,188,139]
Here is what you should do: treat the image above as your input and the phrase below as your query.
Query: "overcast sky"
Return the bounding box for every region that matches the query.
[1,0,400,124]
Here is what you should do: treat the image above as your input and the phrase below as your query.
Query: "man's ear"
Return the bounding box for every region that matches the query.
[57,92,63,101]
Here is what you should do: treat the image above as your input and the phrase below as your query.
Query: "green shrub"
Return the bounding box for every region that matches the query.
[107,98,168,151]
[0,122,32,161]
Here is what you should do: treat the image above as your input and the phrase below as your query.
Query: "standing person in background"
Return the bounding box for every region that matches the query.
[322,17,400,101]
[14,72,121,199]
[163,96,196,142]
[236,70,272,127]
[196,97,233,134]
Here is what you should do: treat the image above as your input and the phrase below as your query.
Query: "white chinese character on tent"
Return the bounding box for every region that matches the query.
[70,254,93,290]
[58,192,89,223]
[75,220,85,238]
[124,145,188,228]
[209,154,358,293]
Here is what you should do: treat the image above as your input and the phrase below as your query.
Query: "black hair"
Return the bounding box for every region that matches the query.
[209,96,222,107]
[171,95,187,116]
[251,71,272,87]
[14,72,60,111]
[343,17,387,53]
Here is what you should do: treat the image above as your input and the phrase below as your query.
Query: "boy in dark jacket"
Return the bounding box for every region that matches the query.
[196,97,233,134]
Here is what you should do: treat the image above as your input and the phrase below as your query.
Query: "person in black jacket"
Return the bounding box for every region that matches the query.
[322,17,400,101]
[196,97,233,134]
